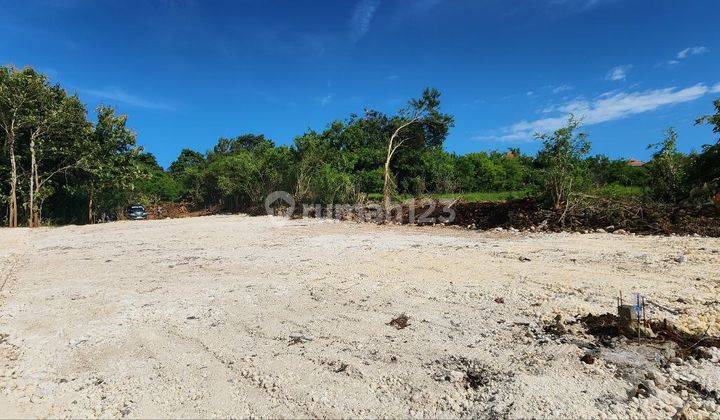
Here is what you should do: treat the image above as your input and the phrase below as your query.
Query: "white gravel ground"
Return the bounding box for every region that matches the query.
[1,215,719,418]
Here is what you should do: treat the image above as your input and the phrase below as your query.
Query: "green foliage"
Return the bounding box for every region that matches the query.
[456,150,531,193]
[433,190,530,202]
[80,106,144,218]
[207,151,263,209]
[687,99,720,201]
[535,116,591,209]
[168,149,207,203]
[134,153,182,204]
[293,130,356,204]
[593,184,644,199]
[386,88,455,200]
[5,65,720,227]
[586,155,648,187]
[645,128,688,203]
[418,149,458,194]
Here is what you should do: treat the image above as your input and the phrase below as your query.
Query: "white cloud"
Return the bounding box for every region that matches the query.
[526,91,535,97]
[677,46,709,59]
[350,0,381,42]
[712,83,720,94]
[606,65,632,81]
[385,74,399,80]
[319,94,333,107]
[81,87,174,111]
[657,46,710,68]
[475,83,715,141]
[656,59,680,68]
[552,84,573,93]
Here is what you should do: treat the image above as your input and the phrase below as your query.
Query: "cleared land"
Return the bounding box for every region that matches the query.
[1,215,719,418]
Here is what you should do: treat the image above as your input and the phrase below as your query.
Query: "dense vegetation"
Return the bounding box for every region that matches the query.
[1,65,719,227]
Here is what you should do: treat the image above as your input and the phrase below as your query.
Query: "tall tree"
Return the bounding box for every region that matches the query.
[23,74,89,226]
[690,99,720,201]
[33,94,90,225]
[535,116,591,210]
[80,106,142,223]
[382,87,454,211]
[0,66,34,227]
[646,128,687,203]
[169,149,207,204]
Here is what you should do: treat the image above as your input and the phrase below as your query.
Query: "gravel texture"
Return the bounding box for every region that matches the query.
[1,215,719,418]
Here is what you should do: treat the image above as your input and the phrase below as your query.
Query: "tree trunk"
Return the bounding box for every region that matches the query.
[87,184,94,224]
[382,152,392,213]
[28,134,36,227]
[383,130,398,214]
[7,132,18,228]
[382,119,416,214]
[33,161,40,226]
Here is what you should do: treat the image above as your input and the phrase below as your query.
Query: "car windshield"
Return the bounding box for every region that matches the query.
[130,206,144,212]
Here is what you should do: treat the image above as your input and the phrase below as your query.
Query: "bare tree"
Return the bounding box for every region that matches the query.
[383,117,418,212]
[0,67,31,227]
[382,88,453,213]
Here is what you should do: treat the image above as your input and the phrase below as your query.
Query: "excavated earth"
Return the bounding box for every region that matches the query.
[1,215,719,418]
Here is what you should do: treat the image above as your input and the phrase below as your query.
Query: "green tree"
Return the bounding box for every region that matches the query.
[293,130,355,205]
[80,106,143,222]
[0,66,91,226]
[535,116,591,210]
[206,151,263,211]
[419,149,458,194]
[382,87,454,210]
[688,99,720,201]
[645,128,687,203]
[169,149,207,204]
[0,66,37,226]
[134,153,182,204]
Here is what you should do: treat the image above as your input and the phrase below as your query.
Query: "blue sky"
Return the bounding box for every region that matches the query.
[2,0,719,167]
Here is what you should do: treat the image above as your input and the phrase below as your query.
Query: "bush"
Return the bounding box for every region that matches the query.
[645,128,688,203]
[534,117,591,209]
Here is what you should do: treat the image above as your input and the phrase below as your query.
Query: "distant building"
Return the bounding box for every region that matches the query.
[505,151,517,159]
[627,159,646,167]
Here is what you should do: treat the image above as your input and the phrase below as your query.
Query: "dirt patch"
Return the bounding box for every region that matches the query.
[431,356,505,390]
[145,202,220,219]
[1,216,719,418]
[388,313,410,330]
[152,196,720,237]
[580,313,720,359]
[398,197,720,237]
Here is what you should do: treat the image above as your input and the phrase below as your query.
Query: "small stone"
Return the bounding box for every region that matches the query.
[642,380,657,395]
[653,375,668,390]
[695,347,713,360]
[447,370,465,383]
[580,354,595,364]
[673,255,685,264]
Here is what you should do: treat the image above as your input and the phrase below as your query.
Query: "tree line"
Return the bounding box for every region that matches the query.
[1,65,719,227]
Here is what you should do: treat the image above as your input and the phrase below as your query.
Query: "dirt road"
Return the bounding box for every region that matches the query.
[1,215,719,418]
